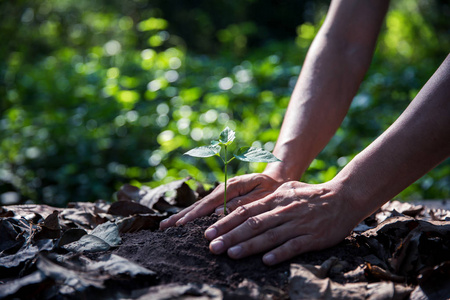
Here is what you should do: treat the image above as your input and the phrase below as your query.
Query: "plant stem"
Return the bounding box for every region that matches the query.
[224,145,228,215]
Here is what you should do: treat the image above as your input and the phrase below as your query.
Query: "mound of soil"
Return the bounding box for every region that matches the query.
[110,214,368,298]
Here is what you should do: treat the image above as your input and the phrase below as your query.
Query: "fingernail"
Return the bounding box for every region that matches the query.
[228,245,242,258]
[159,219,167,228]
[215,207,229,215]
[175,217,185,226]
[210,239,224,253]
[263,253,276,265]
[205,227,217,240]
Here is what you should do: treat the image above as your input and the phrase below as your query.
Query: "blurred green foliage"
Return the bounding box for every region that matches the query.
[1,0,449,206]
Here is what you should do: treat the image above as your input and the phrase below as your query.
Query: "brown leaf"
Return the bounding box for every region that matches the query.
[138,178,197,210]
[34,211,61,240]
[411,261,450,300]
[57,228,87,247]
[43,211,60,231]
[37,254,106,292]
[117,184,141,202]
[429,208,450,221]
[59,208,111,229]
[364,263,405,283]
[0,206,14,218]
[289,264,412,300]
[107,201,155,216]
[381,201,424,218]
[128,283,223,299]
[359,216,450,281]
[0,218,25,254]
[67,200,110,214]
[0,270,48,299]
[1,204,61,219]
[116,214,166,233]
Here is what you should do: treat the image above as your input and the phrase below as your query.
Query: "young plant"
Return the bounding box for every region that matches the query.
[184,127,281,215]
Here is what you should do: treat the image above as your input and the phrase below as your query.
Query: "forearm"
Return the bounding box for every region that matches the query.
[265,0,389,181]
[335,55,450,219]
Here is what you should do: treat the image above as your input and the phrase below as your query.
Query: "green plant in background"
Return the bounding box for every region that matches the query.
[184,127,280,214]
[0,0,448,206]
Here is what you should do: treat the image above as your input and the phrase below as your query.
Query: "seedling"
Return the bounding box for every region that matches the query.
[184,127,281,214]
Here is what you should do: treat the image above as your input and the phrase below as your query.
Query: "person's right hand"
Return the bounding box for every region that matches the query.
[159,173,285,229]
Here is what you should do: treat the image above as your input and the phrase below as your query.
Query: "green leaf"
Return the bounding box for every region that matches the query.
[184,145,221,158]
[234,147,281,163]
[219,127,235,146]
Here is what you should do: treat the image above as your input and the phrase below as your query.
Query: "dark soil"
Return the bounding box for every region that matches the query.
[3,181,450,299]
[109,214,369,295]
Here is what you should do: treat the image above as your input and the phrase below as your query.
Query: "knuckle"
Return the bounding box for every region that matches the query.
[264,229,278,244]
[287,237,303,253]
[245,216,261,231]
[235,205,250,218]
[228,176,239,185]
[227,198,243,212]
[217,182,226,191]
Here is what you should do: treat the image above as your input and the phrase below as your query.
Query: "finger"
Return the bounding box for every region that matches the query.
[162,173,273,229]
[226,221,302,260]
[207,202,285,254]
[159,206,193,229]
[178,175,261,226]
[262,235,317,266]
[160,183,228,229]
[209,203,301,256]
[214,191,268,215]
[206,200,267,241]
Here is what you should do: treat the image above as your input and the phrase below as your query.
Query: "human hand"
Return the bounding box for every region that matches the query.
[203,181,362,265]
[159,173,284,229]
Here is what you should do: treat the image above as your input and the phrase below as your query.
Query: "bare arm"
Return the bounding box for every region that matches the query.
[160,0,390,229]
[265,0,390,181]
[336,54,450,219]
[204,55,450,265]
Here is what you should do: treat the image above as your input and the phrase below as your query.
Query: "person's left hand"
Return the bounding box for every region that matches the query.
[203,180,362,265]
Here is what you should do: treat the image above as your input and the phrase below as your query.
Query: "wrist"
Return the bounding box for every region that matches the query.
[263,162,301,183]
[329,172,373,224]
[331,165,389,223]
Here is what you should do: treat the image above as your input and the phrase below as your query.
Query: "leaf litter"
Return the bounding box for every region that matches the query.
[0,177,449,299]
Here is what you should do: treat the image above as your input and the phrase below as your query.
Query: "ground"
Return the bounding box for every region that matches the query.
[1,179,450,299]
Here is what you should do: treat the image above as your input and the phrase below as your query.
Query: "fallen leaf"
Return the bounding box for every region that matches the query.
[62,234,111,253]
[90,253,156,277]
[0,218,25,254]
[411,261,450,300]
[116,213,166,233]
[37,254,106,294]
[90,221,121,247]
[129,283,223,300]
[382,201,424,218]
[364,263,405,283]
[0,271,48,299]
[67,200,110,214]
[289,263,412,300]
[57,228,87,247]
[0,244,40,269]
[107,201,155,216]
[34,210,61,240]
[1,204,61,219]
[116,184,141,202]
[62,221,121,253]
[59,208,110,229]
[138,178,197,209]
